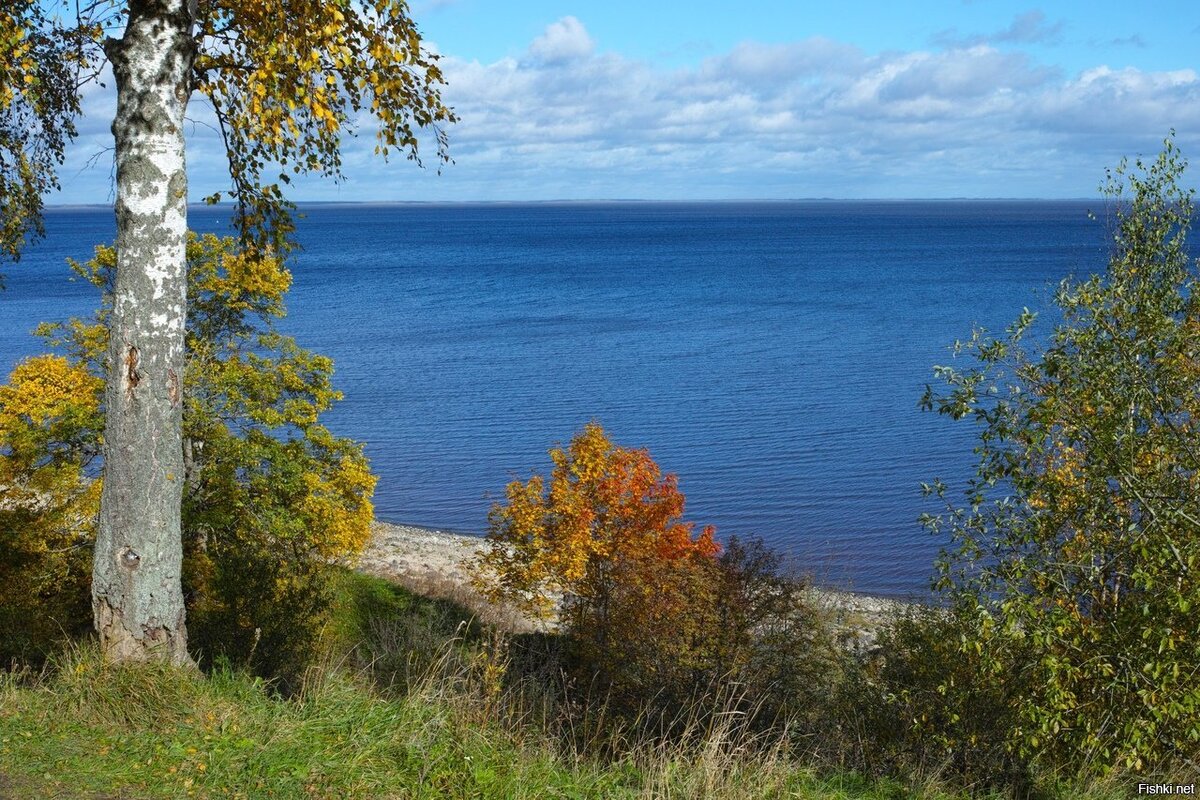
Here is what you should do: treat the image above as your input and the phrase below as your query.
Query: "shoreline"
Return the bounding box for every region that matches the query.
[358,520,489,592]
[357,520,918,640]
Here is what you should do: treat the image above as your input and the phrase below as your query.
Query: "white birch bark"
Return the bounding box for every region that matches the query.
[93,0,195,664]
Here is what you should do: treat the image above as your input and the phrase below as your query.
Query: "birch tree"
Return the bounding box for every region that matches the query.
[1,0,454,663]
[921,138,1200,772]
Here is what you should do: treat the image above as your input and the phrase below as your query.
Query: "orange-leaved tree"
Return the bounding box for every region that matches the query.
[473,422,721,699]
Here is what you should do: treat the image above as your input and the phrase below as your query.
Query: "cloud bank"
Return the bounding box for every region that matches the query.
[425,17,1200,199]
[54,16,1200,201]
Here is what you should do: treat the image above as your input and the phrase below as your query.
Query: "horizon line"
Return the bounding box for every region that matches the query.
[44,196,1104,209]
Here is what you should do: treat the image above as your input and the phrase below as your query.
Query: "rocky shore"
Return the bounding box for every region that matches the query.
[357,521,488,589]
[356,520,916,642]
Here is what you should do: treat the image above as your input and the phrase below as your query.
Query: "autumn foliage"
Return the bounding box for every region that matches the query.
[474,424,839,724]
[474,424,715,695]
[193,0,456,250]
[0,356,102,660]
[479,424,716,597]
[0,234,375,676]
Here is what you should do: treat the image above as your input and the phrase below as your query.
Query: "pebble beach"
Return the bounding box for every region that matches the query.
[356,520,913,643]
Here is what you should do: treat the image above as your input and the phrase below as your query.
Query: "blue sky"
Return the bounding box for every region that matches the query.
[56,1,1200,201]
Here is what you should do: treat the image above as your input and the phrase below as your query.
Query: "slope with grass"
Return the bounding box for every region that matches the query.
[1,569,981,800]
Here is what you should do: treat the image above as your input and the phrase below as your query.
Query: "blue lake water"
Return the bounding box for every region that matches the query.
[0,201,1109,597]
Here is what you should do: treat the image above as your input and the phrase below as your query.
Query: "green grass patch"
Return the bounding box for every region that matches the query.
[0,643,962,800]
[0,649,623,799]
[0,569,1135,799]
[324,567,481,655]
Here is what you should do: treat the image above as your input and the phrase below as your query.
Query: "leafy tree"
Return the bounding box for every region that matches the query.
[473,424,719,700]
[921,136,1200,773]
[1,0,453,662]
[0,356,102,662]
[475,422,720,681]
[835,607,1035,789]
[1,233,376,678]
[476,424,839,725]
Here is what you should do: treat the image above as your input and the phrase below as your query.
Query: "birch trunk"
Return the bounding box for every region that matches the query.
[93,0,195,664]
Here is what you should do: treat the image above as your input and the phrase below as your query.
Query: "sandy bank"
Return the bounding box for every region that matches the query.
[356,520,915,642]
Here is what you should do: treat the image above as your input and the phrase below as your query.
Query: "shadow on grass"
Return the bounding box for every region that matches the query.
[327,567,492,695]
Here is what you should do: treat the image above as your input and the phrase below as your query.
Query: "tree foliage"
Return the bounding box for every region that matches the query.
[1,0,455,258]
[476,424,718,609]
[474,424,720,694]
[0,355,102,662]
[473,424,835,722]
[0,1,99,268]
[1,234,376,677]
[921,136,1200,773]
[195,0,455,250]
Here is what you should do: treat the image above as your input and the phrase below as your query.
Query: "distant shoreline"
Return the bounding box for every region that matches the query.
[42,197,1102,209]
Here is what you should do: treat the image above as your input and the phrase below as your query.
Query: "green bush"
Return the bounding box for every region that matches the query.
[701,535,844,732]
[921,135,1200,775]
[820,607,1034,793]
[0,235,375,685]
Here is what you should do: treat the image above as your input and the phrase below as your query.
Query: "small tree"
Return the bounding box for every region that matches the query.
[922,136,1200,773]
[473,423,721,698]
[476,424,842,729]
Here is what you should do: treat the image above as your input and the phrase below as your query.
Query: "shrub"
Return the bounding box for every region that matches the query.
[702,535,842,732]
[921,136,1200,774]
[473,423,720,706]
[821,606,1034,792]
[0,234,375,683]
[473,423,838,734]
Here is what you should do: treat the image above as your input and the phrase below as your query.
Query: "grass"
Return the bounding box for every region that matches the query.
[0,652,625,798]
[0,650,939,800]
[0,570,1146,799]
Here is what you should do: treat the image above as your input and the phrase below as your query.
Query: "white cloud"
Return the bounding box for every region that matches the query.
[50,16,1200,202]
[527,16,595,64]
[424,17,1200,198]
